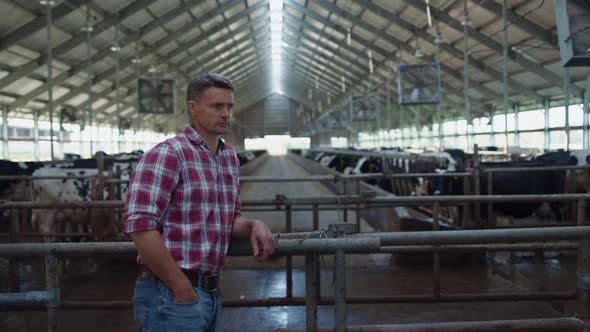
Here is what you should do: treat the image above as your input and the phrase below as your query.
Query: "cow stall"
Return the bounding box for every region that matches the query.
[301,148,590,232]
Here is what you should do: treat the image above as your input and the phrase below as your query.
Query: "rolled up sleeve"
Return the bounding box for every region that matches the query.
[124,143,180,234]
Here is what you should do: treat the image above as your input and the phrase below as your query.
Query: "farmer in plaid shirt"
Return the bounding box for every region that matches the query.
[124,72,274,331]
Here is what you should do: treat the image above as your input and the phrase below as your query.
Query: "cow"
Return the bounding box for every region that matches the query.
[30,166,113,242]
[27,152,142,242]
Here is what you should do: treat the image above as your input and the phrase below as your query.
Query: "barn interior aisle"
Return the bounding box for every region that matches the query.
[238,155,375,233]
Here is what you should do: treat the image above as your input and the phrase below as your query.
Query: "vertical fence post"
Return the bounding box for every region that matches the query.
[334,249,347,332]
[9,209,20,292]
[462,170,472,229]
[356,179,361,231]
[432,202,441,300]
[342,180,348,222]
[311,203,321,301]
[576,237,590,322]
[286,204,293,299]
[97,151,104,200]
[487,172,495,228]
[45,254,60,332]
[305,252,318,332]
[473,145,480,226]
[312,203,319,231]
[578,199,586,227]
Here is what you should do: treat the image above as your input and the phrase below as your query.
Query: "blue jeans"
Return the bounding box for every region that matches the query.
[132,276,222,332]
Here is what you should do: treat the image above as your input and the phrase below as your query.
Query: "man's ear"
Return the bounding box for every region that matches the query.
[187,100,198,116]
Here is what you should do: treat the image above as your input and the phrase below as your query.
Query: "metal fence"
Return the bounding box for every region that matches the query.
[1,226,590,332]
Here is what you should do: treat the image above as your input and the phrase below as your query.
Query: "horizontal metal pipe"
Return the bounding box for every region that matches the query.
[1,227,589,257]
[276,237,382,254]
[240,207,368,212]
[495,223,577,229]
[0,291,57,309]
[389,172,471,178]
[0,166,587,183]
[375,226,590,246]
[481,165,590,173]
[379,242,578,252]
[3,193,590,210]
[0,232,92,238]
[0,175,99,181]
[277,317,586,332]
[240,174,382,182]
[0,201,123,209]
[40,291,576,310]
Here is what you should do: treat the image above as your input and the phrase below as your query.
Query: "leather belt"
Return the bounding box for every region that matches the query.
[139,265,219,293]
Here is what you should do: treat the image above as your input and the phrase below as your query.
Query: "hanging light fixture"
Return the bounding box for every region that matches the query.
[346,28,351,46]
[425,0,432,27]
[414,35,423,59]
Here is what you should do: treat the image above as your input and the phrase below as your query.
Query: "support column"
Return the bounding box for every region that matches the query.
[334,249,347,332]
[489,104,496,147]
[57,123,63,159]
[400,106,404,148]
[415,108,421,149]
[544,98,551,151]
[85,5,94,157]
[564,67,571,150]
[513,103,520,148]
[435,22,443,150]
[463,0,471,152]
[439,114,444,149]
[114,23,123,154]
[45,1,55,161]
[584,75,589,150]
[2,107,8,159]
[502,0,509,154]
[33,110,40,161]
[305,252,318,332]
[577,238,590,323]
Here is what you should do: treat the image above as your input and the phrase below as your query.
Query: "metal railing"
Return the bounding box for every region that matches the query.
[1,225,590,331]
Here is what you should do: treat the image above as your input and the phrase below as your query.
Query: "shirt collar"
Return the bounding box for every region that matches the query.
[183,125,226,152]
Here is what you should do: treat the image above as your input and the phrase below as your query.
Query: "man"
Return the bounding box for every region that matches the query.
[124,72,275,331]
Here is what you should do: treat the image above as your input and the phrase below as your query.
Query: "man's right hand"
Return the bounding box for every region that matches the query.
[172,283,198,304]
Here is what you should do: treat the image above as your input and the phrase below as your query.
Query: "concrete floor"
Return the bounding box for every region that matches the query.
[0,155,579,331]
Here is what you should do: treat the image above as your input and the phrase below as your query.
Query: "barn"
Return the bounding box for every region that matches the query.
[1,1,590,331]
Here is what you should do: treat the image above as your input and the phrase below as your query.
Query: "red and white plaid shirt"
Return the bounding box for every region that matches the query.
[124,125,241,275]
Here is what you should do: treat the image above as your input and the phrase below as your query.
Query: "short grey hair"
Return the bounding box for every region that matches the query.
[186,72,234,102]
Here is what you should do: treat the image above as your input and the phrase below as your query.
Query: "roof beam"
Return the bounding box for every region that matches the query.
[0,0,92,51]
[355,0,543,101]
[284,0,486,112]
[400,0,585,98]
[77,22,270,122]
[0,0,158,91]
[471,0,556,46]
[16,1,263,119]
[309,0,503,102]
[7,0,256,112]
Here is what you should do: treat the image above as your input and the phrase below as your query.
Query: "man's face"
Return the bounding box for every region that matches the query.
[187,87,234,137]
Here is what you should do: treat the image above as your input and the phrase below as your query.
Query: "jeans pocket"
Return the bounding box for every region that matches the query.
[163,288,209,331]
[159,281,200,306]
[132,297,148,330]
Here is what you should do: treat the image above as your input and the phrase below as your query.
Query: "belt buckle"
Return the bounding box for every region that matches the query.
[203,274,218,293]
